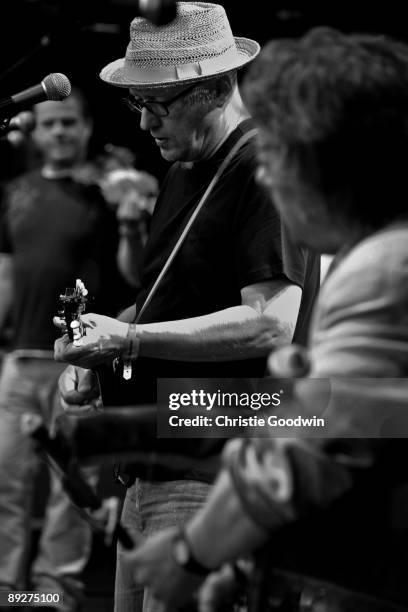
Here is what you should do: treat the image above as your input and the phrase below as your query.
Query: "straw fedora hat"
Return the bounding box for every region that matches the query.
[100,2,260,90]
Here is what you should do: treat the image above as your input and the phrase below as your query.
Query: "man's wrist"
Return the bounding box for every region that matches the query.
[121,323,140,360]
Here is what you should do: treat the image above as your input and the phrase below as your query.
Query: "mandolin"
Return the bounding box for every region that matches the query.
[57,280,138,407]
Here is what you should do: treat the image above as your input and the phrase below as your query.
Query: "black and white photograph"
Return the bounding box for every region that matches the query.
[0,2,408,611]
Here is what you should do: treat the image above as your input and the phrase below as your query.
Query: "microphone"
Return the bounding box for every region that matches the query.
[138,0,177,25]
[0,73,72,118]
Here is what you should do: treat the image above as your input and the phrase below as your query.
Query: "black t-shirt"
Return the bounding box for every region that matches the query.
[0,170,135,350]
[131,120,320,403]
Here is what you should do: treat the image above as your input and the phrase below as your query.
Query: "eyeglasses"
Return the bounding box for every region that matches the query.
[122,83,198,117]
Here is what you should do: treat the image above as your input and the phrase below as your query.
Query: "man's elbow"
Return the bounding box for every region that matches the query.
[245,283,301,353]
[248,315,295,355]
[261,317,295,349]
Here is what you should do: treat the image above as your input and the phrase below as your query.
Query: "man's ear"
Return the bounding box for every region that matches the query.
[83,118,93,143]
[214,75,234,107]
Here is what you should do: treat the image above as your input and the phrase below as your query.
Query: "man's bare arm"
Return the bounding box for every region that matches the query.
[54,280,302,367]
[135,280,302,361]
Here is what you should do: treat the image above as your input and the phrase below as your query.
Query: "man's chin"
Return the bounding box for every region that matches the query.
[158,147,178,162]
[49,153,77,165]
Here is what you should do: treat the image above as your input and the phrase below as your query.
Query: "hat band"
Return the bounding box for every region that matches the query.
[123,47,241,85]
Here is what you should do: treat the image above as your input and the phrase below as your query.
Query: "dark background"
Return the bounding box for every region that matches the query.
[1,1,407,182]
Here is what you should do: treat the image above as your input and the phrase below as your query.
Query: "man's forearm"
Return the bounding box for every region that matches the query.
[117,221,147,288]
[54,285,299,367]
[185,469,268,569]
[136,305,293,361]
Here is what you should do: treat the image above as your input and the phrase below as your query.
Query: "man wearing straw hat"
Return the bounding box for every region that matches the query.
[54,3,320,611]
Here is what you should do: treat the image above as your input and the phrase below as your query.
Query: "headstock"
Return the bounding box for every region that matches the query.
[58,279,89,345]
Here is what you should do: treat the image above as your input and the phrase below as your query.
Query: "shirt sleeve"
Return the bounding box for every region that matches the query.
[231,151,315,291]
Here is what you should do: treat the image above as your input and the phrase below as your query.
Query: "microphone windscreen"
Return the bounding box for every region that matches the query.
[43,73,72,101]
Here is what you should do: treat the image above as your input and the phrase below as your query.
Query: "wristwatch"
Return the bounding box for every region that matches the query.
[171,528,211,576]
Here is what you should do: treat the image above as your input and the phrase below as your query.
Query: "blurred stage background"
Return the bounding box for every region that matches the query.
[1,1,407,184]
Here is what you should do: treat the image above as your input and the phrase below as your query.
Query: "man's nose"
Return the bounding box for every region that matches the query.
[50,121,66,136]
[139,107,161,132]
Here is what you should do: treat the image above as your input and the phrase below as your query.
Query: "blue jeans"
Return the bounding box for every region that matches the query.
[0,354,95,611]
[115,478,210,612]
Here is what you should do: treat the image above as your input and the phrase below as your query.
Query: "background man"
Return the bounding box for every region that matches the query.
[0,89,134,610]
[55,4,320,611]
